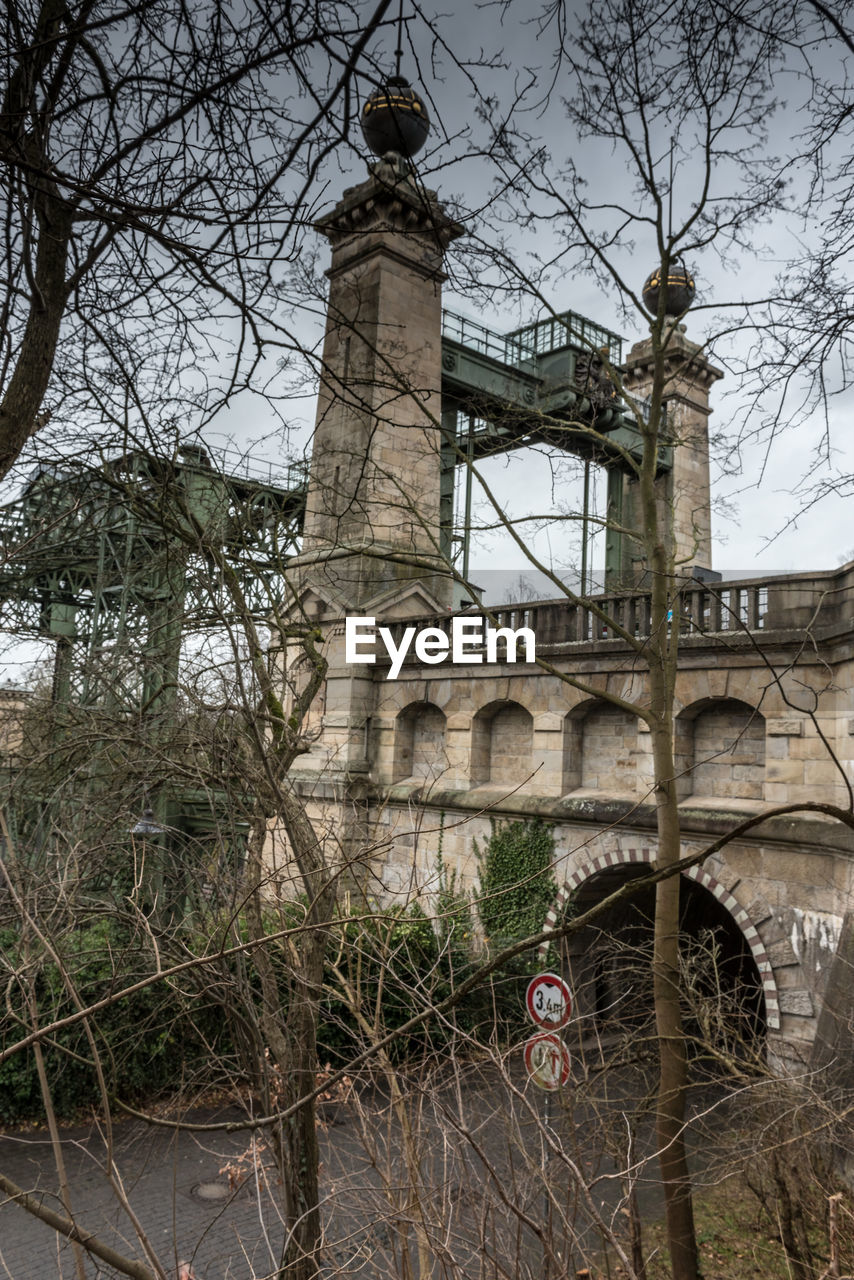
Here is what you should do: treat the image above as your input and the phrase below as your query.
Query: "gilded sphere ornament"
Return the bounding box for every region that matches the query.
[361,76,430,159]
[642,264,696,317]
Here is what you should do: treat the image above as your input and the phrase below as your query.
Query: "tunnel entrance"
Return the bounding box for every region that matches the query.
[561,865,767,1063]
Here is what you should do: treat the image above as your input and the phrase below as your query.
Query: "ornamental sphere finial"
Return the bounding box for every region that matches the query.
[361,75,430,159]
[642,263,696,317]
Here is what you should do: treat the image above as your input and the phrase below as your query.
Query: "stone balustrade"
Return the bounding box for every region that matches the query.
[380,562,854,665]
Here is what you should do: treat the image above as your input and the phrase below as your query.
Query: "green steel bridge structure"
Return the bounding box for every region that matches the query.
[0,304,658,716]
[439,307,671,586]
[0,445,308,711]
[0,304,659,851]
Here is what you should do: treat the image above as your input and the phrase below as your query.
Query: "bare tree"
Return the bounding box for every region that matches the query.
[0,0,399,478]
[5,5,854,1279]
[435,2,852,1276]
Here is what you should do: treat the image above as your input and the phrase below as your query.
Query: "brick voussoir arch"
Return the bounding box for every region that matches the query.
[539,847,781,1031]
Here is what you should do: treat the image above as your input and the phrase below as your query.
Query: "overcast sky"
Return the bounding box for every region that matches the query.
[16,0,853,589]
[211,0,854,585]
[4,0,852,687]
[382,1,854,580]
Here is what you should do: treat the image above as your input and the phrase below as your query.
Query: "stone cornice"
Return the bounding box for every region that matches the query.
[315,155,465,253]
[624,327,724,397]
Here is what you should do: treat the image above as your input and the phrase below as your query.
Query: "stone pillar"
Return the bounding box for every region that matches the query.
[295,152,464,611]
[279,156,464,893]
[615,325,722,582]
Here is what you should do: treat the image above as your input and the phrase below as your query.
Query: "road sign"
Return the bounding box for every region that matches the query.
[523,1032,571,1091]
[525,972,572,1030]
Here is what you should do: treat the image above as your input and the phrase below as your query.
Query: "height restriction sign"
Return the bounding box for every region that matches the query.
[525,972,572,1030]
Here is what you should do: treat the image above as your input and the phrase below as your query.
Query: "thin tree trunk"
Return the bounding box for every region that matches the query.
[0,0,74,477]
[643,628,699,1280]
[640,320,700,1280]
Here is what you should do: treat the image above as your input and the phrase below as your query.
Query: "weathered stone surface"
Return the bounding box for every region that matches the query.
[275,159,854,1069]
[777,989,816,1016]
[766,938,802,968]
[746,897,776,925]
[768,718,804,736]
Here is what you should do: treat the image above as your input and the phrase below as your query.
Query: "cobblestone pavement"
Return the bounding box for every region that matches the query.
[0,1108,297,1279]
[0,1063,693,1280]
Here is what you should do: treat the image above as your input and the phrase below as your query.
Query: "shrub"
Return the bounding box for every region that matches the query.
[0,919,224,1123]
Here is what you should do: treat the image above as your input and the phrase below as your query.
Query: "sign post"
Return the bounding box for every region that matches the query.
[523,971,573,1269]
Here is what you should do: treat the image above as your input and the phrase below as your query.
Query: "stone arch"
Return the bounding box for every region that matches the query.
[679,697,765,801]
[393,701,447,782]
[539,847,781,1030]
[471,699,533,787]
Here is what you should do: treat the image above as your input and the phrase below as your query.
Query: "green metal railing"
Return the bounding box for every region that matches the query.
[442,307,625,371]
[508,311,623,364]
[441,311,537,369]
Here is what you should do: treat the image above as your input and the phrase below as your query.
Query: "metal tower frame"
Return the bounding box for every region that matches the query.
[439,307,672,587]
[0,445,307,713]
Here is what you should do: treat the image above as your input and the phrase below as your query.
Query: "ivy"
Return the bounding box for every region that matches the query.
[476,818,557,948]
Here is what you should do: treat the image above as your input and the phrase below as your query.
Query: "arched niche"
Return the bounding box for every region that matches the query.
[680,697,765,801]
[393,701,447,782]
[564,699,645,795]
[471,700,533,787]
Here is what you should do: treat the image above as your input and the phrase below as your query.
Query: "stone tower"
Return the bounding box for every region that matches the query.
[607,325,721,583]
[278,138,464,826]
[294,152,463,614]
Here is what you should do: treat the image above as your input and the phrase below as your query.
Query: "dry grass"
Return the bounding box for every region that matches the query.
[610,1170,850,1280]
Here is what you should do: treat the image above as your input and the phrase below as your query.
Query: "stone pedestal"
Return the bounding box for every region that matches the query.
[615,324,722,582]
[293,152,464,612]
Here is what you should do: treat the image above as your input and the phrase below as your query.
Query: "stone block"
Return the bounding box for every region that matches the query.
[707,670,730,699]
[705,856,741,892]
[791,736,837,761]
[534,712,564,732]
[727,780,763,799]
[766,938,800,967]
[772,1025,815,1062]
[804,760,837,787]
[767,848,835,890]
[746,896,775,925]
[767,718,804,736]
[777,988,815,1016]
[766,760,804,783]
[764,783,790,804]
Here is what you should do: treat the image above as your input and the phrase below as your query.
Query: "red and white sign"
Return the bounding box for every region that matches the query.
[523,1032,571,1091]
[525,972,572,1030]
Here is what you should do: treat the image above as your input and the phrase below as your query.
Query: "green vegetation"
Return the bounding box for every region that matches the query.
[476,818,557,948]
[0,921,221,1123]
[0,892,538,1124]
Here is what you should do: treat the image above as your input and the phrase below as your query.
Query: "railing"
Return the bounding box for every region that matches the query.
[441,310,537,370]
[378,569,854,666]
[190,444,309,492]
[442,308,625,373]
[12,446,309,504]
[508,310,624,365]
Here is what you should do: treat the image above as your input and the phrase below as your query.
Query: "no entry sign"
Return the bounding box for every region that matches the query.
[523,1032,571,1091]
[525,972,572,1030]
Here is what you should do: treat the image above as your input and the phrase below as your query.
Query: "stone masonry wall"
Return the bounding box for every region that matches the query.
[690,699,765,800]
